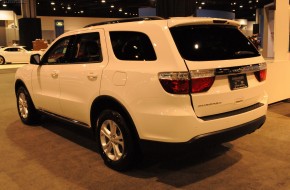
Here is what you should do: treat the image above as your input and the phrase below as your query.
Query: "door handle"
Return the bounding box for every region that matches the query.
[51,70,59,78]
[87,72,98,80]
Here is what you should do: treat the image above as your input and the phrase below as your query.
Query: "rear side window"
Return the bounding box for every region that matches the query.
[110,31,156,61]
[170,25,260,61]
[72,32,102,63]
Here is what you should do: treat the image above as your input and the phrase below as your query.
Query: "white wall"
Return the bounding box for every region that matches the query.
[264,0,290,103]
[1,11,19,46]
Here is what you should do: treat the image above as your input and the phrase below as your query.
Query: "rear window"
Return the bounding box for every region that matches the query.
[170,25,260,61]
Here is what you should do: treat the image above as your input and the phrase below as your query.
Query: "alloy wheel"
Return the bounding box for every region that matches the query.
[100,120,125,161]
[18,92,29,119]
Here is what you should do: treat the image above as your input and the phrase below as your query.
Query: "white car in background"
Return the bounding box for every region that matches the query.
[0,46,42,65]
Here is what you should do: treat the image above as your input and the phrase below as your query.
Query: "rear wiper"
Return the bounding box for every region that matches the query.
[234,51,255,56]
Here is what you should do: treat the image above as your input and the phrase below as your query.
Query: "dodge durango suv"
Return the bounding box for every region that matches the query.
[15,16,268,171]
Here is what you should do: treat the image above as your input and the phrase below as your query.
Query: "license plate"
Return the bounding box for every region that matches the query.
[228,74,248,90]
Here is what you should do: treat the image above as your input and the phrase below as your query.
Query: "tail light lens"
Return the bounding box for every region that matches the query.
[159,69,215,94]
[190,70,215,93]
[159,72,190,94]
[254,62,267,82]
[254,69,267,82]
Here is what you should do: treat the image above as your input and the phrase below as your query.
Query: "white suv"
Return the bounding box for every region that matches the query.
[15,17,268,170]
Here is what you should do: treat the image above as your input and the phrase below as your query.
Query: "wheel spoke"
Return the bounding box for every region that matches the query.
[104,142,113,154]
[109,120,117,136]
[112,143,122,160]
[100,128,111,139]
[114,135,124,147]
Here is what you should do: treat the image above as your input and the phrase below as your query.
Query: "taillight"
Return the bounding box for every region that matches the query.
[190,70,215,93]
[254,69,267,82]
[159,72,190,94]
[254,62,267,82]
[159,69,215,94]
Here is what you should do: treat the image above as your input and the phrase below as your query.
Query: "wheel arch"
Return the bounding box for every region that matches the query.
[90,95,140,142]
[15,79,28,95]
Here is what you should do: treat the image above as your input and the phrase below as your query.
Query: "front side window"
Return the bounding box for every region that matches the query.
[72,32,102,63]
[170,25,260,61]
[43,37,71,64]
[110,31,156,61]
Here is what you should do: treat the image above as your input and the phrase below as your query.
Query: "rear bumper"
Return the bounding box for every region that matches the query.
[188,115,266,144]
[140,115,266,148]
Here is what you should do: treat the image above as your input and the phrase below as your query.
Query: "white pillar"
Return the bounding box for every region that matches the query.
[274,0,289,60]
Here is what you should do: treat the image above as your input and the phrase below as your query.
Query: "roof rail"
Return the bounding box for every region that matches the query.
[84,16,165,28]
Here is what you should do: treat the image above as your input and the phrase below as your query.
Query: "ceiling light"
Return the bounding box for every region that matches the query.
[101,0,106,3]
[240,5,243,8]
[3,3,7,7]
[67,6,71,10]
[110,5,114,8]
[119,8,122,12]
[51,2,55,5]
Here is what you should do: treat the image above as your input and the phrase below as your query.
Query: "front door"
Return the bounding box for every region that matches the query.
[31,36,73,115]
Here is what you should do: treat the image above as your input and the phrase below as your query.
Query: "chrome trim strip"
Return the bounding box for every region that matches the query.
[215,62,266,76]
[39,109,90,128]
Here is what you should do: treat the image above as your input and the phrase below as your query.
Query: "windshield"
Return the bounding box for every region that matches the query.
[170,25,260,61]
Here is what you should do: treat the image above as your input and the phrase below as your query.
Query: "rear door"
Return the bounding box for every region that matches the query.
[170,24,266,117]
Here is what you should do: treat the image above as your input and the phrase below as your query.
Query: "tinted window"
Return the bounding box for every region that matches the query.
[110,32,156,61]
[5,48,19,52]
[170,25,260,61]
[72,32,102,63]
[43,37,71,64]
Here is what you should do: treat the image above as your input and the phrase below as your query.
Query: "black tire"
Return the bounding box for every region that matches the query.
[16,86,40,125]
[95,110,139,171]
[0,56,5,65]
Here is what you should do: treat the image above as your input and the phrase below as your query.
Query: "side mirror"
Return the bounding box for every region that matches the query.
[30,54,41,65]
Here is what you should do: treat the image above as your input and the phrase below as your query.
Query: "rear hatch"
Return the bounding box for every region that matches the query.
[167,19,267,117]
